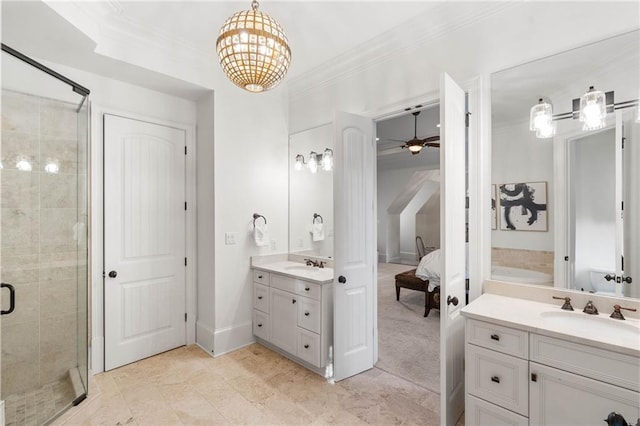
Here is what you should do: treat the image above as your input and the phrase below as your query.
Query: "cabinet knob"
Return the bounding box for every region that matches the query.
[491,376,500,384]
[305,287,310,291]
[258,296,263,300]
[338,276,346,284]
[304,344,309,349]
[490,334,500,341]
[257,323,262,327]
[292,299,297,304]
[304,312,310,316]
[258,275,263,279]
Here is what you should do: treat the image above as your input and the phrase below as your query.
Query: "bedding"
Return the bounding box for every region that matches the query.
[415,243,469,291]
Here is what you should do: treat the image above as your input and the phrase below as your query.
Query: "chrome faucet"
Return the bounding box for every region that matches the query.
[582,300,598,315]
[319,261,326,269]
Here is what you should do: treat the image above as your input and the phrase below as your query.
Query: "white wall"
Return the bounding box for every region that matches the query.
[400,181,438,261]
[377,166,436,260]
[416,188,441,251]
[196,92,216,353]
[32,60,199,371]
[212,82,289,355]
[491,120,554,251]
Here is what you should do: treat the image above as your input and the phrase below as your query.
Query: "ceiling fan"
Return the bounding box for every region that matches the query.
[380,110,440,155]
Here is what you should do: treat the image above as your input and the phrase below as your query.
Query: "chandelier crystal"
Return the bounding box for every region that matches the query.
[216,0,291,93]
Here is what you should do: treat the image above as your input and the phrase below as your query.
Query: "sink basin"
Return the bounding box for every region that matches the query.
[540,310,640,340]
[282,265,321,274]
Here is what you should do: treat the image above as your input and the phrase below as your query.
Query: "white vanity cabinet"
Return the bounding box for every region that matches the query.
[251,267,333,374]
[465,318,640,426]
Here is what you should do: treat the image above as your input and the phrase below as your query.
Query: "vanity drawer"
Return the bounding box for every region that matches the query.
[530,334,640,392]
[297,297,321,333]
[466,344,529,416]
[296,328,321,367]
[253,270,270,286]
[296,281,321,300]
[253,310,270,341]
[467,319,528,359]
[270,273,297,293]
[466,394,528,426]
[253,283,269,313]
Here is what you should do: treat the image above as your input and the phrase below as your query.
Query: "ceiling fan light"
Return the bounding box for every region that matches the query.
[579,86,606,131]
[408,145,422,154]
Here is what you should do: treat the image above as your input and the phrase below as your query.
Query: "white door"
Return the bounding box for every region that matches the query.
[439,73,467,425]
[333,111,376,381]
[104,114,186,370]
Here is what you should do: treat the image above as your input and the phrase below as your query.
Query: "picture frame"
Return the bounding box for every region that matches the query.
[491,184,497,230]
[498,181,548,231]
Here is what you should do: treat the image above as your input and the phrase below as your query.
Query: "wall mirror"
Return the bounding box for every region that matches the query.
[289,124,334,258]
[491,30,639,299]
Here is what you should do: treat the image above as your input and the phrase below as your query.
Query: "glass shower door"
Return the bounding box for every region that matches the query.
[1,46,89,425]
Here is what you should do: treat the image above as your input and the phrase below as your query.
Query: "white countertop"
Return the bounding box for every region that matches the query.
[462,293,640,357]
[252,260,334,284]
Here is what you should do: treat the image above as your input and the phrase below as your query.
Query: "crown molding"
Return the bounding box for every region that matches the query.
[43,0,217,89]
[286,2,518,99]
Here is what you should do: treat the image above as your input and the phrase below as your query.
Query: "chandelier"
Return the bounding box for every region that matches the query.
[216,0,292,93]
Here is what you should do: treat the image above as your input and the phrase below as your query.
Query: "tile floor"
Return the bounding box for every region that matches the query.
[5,377,75,426]
[51,344,446,425]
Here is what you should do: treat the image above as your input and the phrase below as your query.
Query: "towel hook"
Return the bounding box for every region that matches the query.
[253,213,267,228]
[313,213,323,224]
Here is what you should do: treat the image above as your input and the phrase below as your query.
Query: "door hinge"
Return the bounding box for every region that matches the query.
[185,202,187,211]
[185,146,187,155]
[622,136,625,149]
[184,313,187,322]
[465,112,471,128]
[185,257,187,266]
[531,373,537,382]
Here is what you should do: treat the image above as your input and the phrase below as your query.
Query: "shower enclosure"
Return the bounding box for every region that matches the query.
[1,44,89,425]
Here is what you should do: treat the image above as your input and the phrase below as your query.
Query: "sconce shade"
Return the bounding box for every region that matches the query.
[579,86,606,130]
[529,98,553,134]
[308,151,318,173]
[322,148,333,171]
[294,154,304,171]
[216,0,291,93]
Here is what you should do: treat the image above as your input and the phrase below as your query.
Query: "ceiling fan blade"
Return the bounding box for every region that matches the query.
[419,135,440,143]
[424,142,440,148]
[380,138,407,143]
[377,146,405,156]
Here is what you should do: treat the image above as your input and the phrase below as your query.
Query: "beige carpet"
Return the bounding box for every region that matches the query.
[376,263,441,394]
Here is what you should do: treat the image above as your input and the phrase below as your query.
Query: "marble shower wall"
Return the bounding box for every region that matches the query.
[1,89,87,396]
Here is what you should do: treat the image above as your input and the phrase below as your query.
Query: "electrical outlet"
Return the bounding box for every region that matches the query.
[225,232,238,245]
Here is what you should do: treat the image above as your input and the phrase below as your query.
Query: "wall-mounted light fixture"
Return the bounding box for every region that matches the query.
[529,86,638,139]
[294,148,333,173]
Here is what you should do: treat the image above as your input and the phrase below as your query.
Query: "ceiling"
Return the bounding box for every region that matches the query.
[1,1,441,97]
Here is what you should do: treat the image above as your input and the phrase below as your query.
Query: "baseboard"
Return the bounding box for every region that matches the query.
[196,321,216,356]
[400,251,417,262]
[388,256,401,264]
[1,400,5,426]
[212,321,254,356]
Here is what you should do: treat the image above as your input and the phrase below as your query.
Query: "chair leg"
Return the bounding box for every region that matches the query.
[395,285,400,301]
[424,292,430,317]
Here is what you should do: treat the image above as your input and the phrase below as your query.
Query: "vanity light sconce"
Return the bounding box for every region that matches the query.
[294,149,333,172]
[529,88,639,139]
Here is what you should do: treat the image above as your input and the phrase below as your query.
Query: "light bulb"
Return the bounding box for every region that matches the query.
[44,159,60,174]
[529,98,553,132]
[322,148,333,171]
[535,122,555,139]
[294,154,304,171]
[579,86,606,131]
[16,157,32,172]
[308,151,318,173]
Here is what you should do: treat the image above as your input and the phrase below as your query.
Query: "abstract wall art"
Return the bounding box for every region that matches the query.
[499,181,548,231]
[491,184,497,230]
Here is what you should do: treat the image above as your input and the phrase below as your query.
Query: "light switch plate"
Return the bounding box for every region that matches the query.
[225,232,238,245]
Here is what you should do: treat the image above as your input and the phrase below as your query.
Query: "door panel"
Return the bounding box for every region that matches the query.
[333,112,376,381]
[104,114,186,370]
[439,73,467,425]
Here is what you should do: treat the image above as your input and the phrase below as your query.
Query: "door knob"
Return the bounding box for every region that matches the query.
[108,270,117,278]
[622,276,632,284]
[447,295,459,306]
[338,276,347,284]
